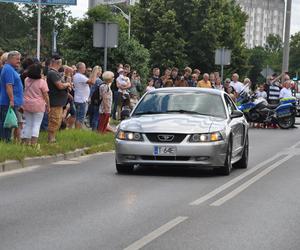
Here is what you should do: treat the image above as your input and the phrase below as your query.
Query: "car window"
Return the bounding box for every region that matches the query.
[133,92,227,118]
[224,94,236,115]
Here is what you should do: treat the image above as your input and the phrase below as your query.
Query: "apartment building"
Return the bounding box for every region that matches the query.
[236,0,285,48]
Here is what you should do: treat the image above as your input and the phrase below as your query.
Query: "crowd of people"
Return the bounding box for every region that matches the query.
[0,50,297,144]
[0,51,115,144]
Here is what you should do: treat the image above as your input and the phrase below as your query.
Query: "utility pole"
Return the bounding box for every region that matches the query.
[37,0,41,60]
[282,0,292,78]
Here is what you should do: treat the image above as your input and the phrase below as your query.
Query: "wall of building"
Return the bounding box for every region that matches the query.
[236,0,285,48]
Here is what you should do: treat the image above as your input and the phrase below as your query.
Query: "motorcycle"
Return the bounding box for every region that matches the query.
[237,93,297,129]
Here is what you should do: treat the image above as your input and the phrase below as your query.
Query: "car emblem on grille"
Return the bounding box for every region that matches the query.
[157,135,175,142]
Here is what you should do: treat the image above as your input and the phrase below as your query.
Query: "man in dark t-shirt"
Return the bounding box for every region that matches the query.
[152,68,163,89]
[47,55,71,143]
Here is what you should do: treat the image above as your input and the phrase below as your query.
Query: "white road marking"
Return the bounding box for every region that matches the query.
[189,153,283,205]
[124,216,188,250]
[210,154,294,206]
[52,160,80,165]
[0,165,41,178]
[190,140,300,206]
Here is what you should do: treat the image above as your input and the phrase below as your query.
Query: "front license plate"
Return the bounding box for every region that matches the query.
[154,146,177,156]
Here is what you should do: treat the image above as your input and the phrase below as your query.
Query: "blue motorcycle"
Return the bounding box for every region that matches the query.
[237,93,296,129]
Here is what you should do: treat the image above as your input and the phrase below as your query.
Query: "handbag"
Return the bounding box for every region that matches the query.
[4,107,18,128]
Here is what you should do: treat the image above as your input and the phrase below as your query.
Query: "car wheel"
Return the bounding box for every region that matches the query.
[214,139,232,176]
[116,162,134,174]
[233,134,249,169]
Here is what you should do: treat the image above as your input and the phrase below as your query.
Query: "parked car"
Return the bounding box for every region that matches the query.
[115,88,249,176]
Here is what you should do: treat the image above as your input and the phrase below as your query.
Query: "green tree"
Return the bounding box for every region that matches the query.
[61,5,150,80]
[131,0,248,75]
[265,34,283,53]
[149,10,187,68]
[21,4,70,57]
[246,46,267,84]
[0,3,30,53]
[289,32,300,75]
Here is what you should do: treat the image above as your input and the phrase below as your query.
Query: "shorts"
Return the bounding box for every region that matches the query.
[75,102,88,123]
[48,106,63,133]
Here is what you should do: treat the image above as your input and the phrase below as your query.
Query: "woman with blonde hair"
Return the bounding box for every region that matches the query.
[89,65,103,130]
[98,71,113,133]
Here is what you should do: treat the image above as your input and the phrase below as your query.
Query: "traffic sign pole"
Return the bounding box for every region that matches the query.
[104,21,108,71]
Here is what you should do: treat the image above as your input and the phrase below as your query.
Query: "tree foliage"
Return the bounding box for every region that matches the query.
[131,0,248,75]
[60,5,150,80]
[265,34,283,53]
[0,3,30,52]
[0,3,70,58]
[289,32,300,75]
[21,4,70,57]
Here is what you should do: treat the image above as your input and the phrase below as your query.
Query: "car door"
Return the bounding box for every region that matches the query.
[224,95,245,158]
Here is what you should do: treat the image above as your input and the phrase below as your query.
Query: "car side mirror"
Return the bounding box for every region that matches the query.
[230,110,244,119]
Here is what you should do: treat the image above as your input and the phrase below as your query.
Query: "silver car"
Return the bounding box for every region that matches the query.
[115,88,249,175]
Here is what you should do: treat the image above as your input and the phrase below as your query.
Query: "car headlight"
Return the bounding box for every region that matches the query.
[189,132,223,142]
[117,130,144,141]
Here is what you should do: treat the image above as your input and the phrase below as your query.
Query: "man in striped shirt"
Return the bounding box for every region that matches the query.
[264,74,282,105]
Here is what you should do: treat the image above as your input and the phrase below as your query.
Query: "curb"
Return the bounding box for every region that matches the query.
[0,148,91,173]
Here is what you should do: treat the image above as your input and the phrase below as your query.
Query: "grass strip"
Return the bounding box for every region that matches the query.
[0,130,115,163]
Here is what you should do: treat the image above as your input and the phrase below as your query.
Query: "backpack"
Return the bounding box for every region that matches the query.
[91,85,101,106]
[91,84,109,106]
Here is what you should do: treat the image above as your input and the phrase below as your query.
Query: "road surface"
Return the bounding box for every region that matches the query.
[1,126,300,250]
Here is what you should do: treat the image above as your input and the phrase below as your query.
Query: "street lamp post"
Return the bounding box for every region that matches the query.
[282,0,292,78]
[111,4,131,40]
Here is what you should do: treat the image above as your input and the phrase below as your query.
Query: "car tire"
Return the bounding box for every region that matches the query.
[214,139,232,176]
[116,162,134,174]
[233,134,249,169]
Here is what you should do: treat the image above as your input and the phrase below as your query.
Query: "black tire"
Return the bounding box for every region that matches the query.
[116,163,134,174]
[277,116,295,129]
[214,139,232,176]
[233,134,249,169]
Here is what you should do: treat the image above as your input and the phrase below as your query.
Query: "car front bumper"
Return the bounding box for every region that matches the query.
[115,138,228,168]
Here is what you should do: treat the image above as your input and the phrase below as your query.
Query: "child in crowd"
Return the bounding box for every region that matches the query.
[116,68,130,97]
[255,84,267,99]
[146,78,155,92]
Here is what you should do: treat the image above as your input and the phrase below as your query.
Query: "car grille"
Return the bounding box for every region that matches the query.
[141,156,190,161]
[145,133,187,143]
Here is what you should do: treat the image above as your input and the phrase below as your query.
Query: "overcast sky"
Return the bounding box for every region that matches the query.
[69,0,300,35]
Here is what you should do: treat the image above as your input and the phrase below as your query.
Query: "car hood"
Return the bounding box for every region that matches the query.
[119,114,227,134]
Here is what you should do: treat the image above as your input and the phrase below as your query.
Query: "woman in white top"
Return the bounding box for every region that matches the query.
[279,80,293,99]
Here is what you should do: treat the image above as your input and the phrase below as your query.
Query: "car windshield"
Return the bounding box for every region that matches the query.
[133,92,227,118]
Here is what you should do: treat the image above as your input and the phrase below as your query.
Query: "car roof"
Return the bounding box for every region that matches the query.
[148,87,224,96]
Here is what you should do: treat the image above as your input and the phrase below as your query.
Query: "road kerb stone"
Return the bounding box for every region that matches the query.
[64,148,86,160]
[3,160,23,172]
[2,152,85,172]
[1,148,112,173]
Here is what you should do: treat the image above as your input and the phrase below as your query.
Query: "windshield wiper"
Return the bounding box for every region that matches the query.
[167,110,207,115]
